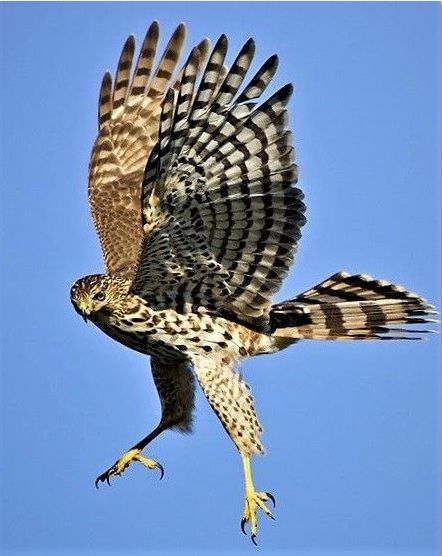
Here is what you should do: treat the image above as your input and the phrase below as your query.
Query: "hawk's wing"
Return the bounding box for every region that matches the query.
[131,36,306,326]
[88,23,210,279]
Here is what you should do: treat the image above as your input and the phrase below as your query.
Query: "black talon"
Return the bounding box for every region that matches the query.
[269,514,275,521]
[95,471,112,488]
[265,491,276,507]
[251,534,258,546]
[157,462,165,480]
[240,518,247,535]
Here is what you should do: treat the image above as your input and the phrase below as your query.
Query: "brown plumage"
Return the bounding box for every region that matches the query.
[71,22,436,544]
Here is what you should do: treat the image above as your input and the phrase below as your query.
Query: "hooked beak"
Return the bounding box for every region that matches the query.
[74,299,91,323]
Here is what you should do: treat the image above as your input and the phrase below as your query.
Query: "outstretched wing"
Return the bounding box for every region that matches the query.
[88,23,210,279]
[132,36,306,326]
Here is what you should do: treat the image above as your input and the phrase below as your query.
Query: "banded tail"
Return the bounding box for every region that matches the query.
[271,271,437,346]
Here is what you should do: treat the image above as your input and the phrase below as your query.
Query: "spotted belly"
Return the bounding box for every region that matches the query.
[92,317,186,361]
[90,307,267,362]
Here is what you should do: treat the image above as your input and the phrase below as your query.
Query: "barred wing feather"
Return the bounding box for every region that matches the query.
[132,37,306,326]
[88,23,209,279]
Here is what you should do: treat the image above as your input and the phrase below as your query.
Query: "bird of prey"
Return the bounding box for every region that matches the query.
[70,22,435,543]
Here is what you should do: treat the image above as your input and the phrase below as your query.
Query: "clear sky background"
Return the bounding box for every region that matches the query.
[0,2,440,555]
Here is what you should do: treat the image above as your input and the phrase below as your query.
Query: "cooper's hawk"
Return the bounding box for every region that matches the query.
[70,22,435,543]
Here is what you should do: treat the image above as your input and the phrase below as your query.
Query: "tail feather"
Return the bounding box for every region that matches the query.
[271,271,437,345]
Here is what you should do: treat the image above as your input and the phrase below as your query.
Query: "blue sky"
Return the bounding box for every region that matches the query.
[0,2,440,555]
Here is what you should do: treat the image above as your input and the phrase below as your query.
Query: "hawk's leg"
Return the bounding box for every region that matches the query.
[194,356,276,543]
[240,455,275,545]
[95,358,195,487]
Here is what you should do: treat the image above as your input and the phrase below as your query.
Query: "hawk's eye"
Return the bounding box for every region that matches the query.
[94,292,105,302]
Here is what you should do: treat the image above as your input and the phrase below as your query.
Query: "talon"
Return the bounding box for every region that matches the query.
[240,457,275,543]
[94,472,113,488]
[241,518,247,535]
[95,449,164,488]
[266,491,276,507]
[241,489,276,543]
[156,462,165,480]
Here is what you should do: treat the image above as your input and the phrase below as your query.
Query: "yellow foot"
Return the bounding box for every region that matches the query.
[241,489,276,545]
[95,448,164,488]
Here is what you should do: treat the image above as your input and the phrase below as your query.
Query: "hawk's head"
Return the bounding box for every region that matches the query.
[70,274,127,321]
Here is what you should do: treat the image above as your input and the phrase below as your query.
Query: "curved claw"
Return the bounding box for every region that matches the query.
[95,472,112,489]
[265,491,276,508]
[156,461,165,480]
[251,534,258,546]
[240,518,247,535]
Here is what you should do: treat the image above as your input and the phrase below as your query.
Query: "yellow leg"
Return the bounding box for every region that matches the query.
[95,448,164,487]
[240,455,275,544]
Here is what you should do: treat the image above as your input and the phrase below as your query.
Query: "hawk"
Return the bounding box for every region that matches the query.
[70,22,435,543]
